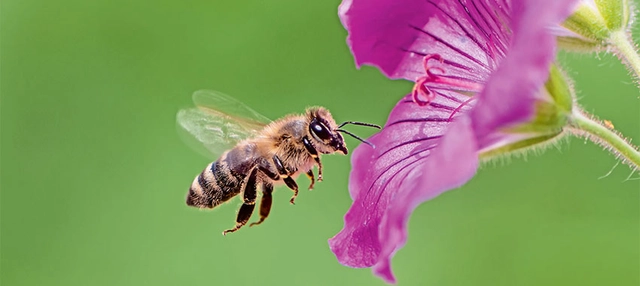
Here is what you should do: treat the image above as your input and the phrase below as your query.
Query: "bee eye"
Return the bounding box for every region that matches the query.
[310,121,332,141]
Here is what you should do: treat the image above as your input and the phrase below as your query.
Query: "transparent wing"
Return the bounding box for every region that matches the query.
[176,90,271,158]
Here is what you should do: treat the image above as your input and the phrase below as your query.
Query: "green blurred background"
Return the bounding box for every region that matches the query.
[2,0,638,285]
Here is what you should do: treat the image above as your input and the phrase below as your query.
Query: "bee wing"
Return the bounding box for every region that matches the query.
[176,90,271,158]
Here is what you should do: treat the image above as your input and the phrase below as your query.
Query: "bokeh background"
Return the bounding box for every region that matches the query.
[2,0,639,285]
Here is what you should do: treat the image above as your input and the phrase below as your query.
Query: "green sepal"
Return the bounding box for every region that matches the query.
[544,65,573,112]
[505,64,572,134]
[562,3,610,42]
[477,65,574,160]
[506,101,567,134]
[479,132,562,159]
[595,0,629,31]
[557,36,601,53]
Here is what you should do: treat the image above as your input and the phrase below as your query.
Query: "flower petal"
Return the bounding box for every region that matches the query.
[332,0,578,283]
[470,0,577,146]
[328,92,476,277]
[373,117,479,284]
[339,0,509,81]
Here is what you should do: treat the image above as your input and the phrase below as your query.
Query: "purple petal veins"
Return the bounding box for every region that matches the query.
[330,0,578,284]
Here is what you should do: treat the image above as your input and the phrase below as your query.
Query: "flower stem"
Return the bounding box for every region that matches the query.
[568,109,640,170]
[609,30,640,84]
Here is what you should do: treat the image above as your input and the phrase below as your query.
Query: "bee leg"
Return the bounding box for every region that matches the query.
[283,177,299,205]
[250,182,273,227]
[273,155,299,205]
[303,137,323,181]
[305,170,315,190]
[223,167,258,235]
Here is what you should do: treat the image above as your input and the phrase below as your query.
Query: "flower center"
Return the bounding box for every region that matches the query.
[411,54,484,106]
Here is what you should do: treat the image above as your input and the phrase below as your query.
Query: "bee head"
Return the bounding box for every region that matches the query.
[306,107,348,155]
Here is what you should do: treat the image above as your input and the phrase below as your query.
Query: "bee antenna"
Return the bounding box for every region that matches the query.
[338,121,382,129]
[337,129,376,148]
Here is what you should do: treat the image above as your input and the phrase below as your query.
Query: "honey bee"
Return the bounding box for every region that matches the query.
[177,90,380,235]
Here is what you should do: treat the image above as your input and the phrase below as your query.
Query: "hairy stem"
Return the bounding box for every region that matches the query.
[609,30,640,85]
[567,109,640,170]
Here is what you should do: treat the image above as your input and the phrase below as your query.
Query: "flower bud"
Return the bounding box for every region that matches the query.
[558,0,632,52]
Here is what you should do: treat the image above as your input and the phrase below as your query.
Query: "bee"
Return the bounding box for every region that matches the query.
[177,90,380,235]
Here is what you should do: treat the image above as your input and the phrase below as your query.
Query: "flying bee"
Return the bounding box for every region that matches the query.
[177,90,380,235]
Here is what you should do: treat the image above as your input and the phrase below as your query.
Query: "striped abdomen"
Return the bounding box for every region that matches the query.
[186,146,257,208]
[186,159,245,209]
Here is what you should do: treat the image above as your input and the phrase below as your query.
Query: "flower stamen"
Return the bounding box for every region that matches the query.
[411,54,485,106]
[411,54,444,106]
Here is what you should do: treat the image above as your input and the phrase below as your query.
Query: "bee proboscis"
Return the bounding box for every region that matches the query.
[177,90,380,235]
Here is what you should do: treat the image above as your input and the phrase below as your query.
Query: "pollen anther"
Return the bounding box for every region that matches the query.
[411,53,483,107]
[411,54,445,106]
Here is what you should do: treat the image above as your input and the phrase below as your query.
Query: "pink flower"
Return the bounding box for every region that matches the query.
[329,0,577,283]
